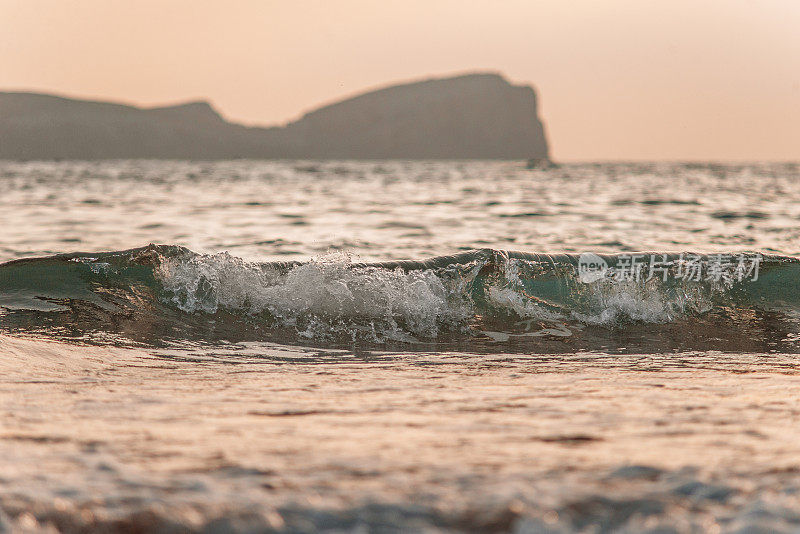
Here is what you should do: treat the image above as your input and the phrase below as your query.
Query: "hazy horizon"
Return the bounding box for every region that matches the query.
[2,0,799,161]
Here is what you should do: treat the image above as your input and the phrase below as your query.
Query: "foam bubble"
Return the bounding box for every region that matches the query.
[157,252,471,341]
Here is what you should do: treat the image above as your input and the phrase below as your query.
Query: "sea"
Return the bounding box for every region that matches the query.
[2,160,800,533]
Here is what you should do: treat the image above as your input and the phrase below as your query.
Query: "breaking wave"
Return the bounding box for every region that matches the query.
[1,245,800,352]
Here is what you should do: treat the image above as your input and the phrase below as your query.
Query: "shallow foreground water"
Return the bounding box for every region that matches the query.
[2,161,800,532]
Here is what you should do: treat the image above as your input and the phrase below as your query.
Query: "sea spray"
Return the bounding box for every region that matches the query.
[1,245,800,351]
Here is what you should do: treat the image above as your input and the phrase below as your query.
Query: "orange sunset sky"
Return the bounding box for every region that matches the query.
[1,0,798,161]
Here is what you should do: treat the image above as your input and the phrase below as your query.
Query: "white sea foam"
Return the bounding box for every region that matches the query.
[158,252,470,341]
[155,249,729,342]
[570,280,715,325]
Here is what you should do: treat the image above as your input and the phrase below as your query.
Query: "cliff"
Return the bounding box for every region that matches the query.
[0,73,549,160]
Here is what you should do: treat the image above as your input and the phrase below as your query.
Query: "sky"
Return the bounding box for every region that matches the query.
[1,0,798,161]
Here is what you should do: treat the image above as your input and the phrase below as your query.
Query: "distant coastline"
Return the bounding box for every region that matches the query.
[0,73,549,161]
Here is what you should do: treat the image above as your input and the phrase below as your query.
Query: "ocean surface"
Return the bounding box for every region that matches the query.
[2,160,800,533]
